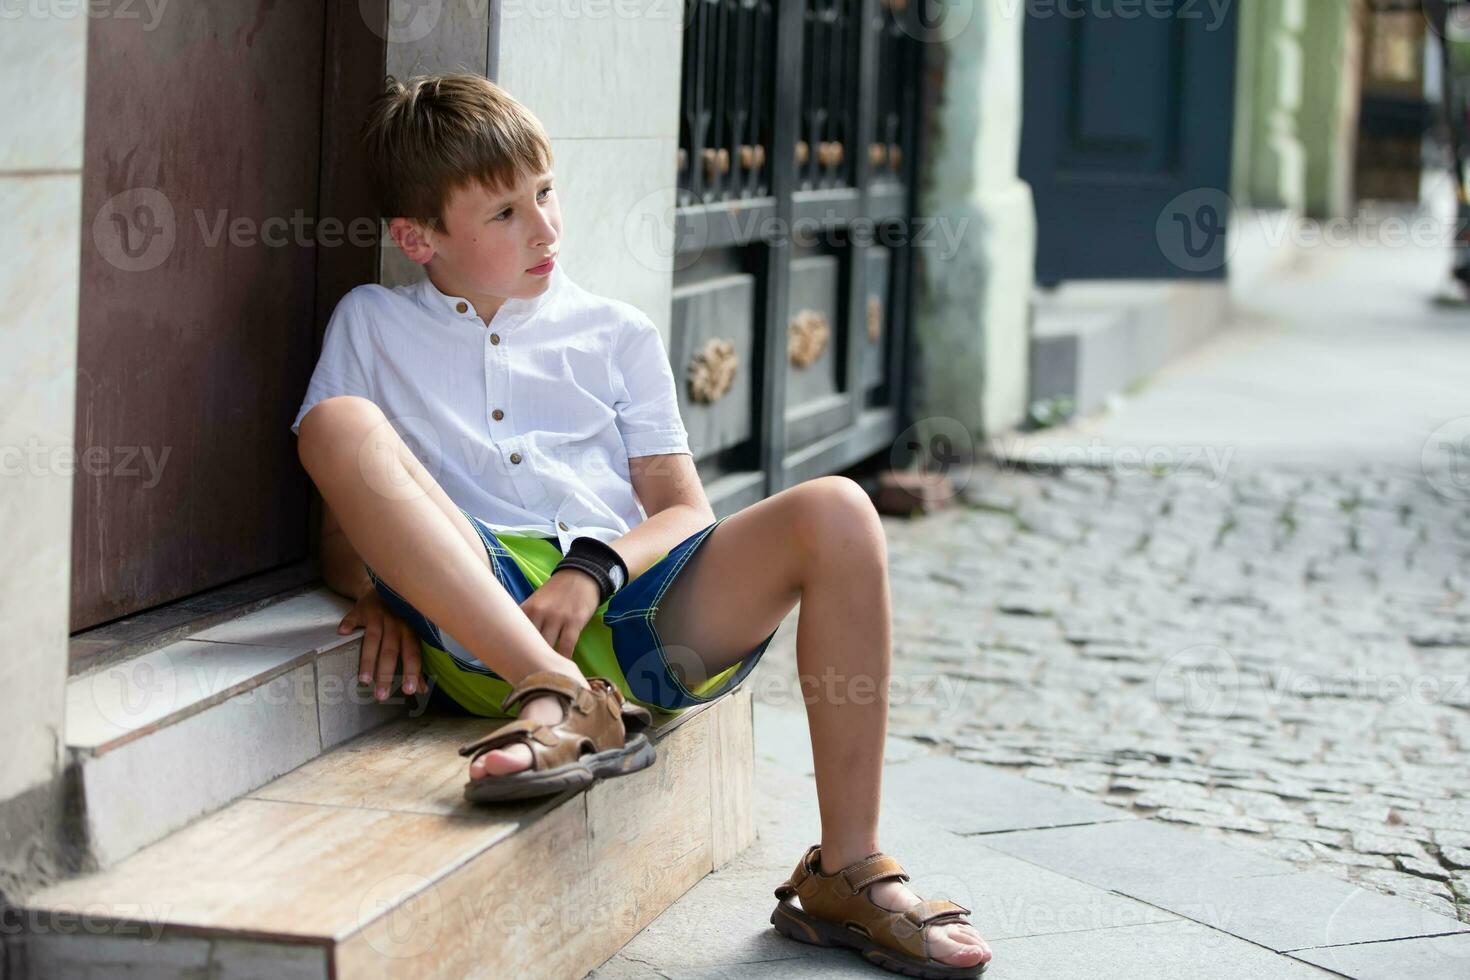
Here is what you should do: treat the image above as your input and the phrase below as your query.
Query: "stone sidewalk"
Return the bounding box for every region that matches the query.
[589,702,1469,978]
[593,235,1470,977]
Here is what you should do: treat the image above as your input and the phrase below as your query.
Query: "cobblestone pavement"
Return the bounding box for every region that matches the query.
[758,458,1470,922]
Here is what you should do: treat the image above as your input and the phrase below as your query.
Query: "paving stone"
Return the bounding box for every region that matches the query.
[982,819,1291,894]
[1133,870,1470,951]
[1155,808,1270,834]
[881,754,1133,835]
[1287,932,1470,980]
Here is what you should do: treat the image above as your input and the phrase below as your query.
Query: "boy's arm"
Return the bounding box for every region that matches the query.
[321,501,375,601]
[606,452,715,583]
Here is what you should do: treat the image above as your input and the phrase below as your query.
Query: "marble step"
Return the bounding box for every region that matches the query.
[16,686,755,979]
[64,589,414,869]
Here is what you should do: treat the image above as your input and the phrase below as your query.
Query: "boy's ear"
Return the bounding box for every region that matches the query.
[387,216,437,266]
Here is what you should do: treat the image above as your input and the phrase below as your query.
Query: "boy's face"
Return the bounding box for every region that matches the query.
[392,167,561,310]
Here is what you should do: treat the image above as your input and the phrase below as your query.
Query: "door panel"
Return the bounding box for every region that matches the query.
[72,1,328,630]
[1022,0,1239,281]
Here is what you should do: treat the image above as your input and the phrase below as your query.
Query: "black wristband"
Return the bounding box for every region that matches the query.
[555,557,614,603]
[553,536,629,605]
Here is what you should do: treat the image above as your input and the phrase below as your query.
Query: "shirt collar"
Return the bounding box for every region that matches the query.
[414,260,565,326]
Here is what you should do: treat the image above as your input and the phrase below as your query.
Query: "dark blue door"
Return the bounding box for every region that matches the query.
[1021,0,1240,282]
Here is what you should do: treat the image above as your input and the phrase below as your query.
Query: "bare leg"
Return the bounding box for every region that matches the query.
[643,476,989,968]
[297,396,582,770]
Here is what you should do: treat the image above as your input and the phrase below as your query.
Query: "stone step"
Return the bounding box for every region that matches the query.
[14,686,754,978]
[1029,280,1231,420]
[62,589,414,869]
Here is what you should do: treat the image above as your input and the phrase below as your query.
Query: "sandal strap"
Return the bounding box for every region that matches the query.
[460,676,633,774]
[842,853,910,892]
[773,844,821,901]
[773,846,911,902]
[903,898,972,928]
[456,718,559,761]
[498,670,596,715]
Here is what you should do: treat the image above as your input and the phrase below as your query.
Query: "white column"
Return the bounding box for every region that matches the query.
[915,1,1036,444]
[0,11,87,807]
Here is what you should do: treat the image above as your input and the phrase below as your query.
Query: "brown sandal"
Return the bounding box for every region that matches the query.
[457,671,655,803]
[771,843,988,978]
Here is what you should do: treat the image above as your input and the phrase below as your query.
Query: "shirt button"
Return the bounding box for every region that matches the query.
[490,333,501,345]
[558,521,569,531]
[455,301,468,314]
[509,452,522,464]
[492,409,504,421]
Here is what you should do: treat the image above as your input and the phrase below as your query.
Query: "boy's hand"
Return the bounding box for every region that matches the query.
[338,592,423,701]
[521,570,603,659]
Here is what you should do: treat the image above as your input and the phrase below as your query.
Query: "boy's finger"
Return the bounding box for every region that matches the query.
[400,623,422,694]
[375,631,399,700]
[357,623,381,686]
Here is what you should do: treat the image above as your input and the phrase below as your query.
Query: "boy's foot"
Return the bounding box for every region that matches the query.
[818,851,992,969]
[466,691,575,779]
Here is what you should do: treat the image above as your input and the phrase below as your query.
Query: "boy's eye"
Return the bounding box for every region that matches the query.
[491,187,553,222]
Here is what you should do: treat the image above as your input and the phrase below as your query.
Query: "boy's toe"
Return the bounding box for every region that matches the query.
[469,743,535,777]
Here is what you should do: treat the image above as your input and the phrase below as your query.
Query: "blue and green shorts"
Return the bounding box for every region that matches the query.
[362,507,777,719]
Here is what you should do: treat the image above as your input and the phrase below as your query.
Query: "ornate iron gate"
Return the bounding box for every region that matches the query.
[670,0,926,514]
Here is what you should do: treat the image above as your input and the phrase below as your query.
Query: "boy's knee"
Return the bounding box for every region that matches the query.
[298,396,384,449]
[793,476,881,547]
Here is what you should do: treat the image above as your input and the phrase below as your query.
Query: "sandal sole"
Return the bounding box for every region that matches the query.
[770,900,987,979]
[462,732,657,804]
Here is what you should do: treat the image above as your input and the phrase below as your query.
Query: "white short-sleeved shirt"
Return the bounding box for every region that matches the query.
[290,260,693,553]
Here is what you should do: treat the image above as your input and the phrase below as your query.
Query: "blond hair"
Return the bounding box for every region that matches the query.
[358,72,553,231]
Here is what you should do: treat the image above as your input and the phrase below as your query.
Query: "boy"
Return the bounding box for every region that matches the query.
[291,73,989,976]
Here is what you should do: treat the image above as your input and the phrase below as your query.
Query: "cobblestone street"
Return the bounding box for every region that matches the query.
[884,461,1467,922]
[759,239,1470,929]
